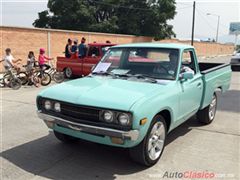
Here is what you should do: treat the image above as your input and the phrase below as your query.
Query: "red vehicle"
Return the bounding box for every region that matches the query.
[57,43,116,78]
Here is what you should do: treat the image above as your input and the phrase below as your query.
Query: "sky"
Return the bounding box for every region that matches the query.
[0,0,239,44]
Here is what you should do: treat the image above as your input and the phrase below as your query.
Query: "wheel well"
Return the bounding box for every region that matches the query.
[157,110,171,132]
[216,86,222,93]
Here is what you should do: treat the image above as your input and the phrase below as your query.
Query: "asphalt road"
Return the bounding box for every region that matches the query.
[0,56,239,180]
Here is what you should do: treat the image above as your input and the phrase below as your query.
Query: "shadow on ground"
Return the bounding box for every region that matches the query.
[1,116,202,180]
[217,90,240,113]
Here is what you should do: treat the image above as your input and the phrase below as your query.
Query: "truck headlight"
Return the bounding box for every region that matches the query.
[44,100,52,110]
[118,113,130,126]
[54,102,61,112]
[103,110,114,123]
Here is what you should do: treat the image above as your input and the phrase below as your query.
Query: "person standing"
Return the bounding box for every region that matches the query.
[78,37,87,58]
[65,38,73,58]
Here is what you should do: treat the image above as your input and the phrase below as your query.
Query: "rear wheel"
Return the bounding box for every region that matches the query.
[52,72,65,83]
[10,78,22,90]
[54,130,77,143]
[64,67,73,78]
[197,93,217,124]
[129,115,167,166]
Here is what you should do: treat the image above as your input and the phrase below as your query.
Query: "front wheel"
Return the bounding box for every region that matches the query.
[54,131,77,143]
[17,72,28,85]
[41,72,51,86]
[197,93,217,124]
[129,115,167,166]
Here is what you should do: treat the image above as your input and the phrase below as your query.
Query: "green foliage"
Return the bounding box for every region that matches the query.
[236,45,240,51]
[33,0,176,40]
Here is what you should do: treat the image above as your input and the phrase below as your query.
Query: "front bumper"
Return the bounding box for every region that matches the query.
[37,111,139,141]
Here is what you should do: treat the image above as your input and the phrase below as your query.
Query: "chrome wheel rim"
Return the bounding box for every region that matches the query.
[147,121,165,161]
[209,95,217,120]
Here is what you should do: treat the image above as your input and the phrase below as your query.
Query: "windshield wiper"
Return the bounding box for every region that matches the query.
[91,71,115,77]
[121,73,157,83]
[134,74,158,83]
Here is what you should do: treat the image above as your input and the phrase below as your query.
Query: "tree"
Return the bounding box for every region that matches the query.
[33,0,176,40]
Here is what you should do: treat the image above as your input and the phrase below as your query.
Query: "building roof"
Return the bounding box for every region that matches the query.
[113,42,194,49]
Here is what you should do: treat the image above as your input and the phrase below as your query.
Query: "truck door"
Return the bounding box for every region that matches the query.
[82,46,101,76]
[178,49,203,120]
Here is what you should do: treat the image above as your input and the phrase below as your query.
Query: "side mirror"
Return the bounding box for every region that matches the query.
[180,72,194,81]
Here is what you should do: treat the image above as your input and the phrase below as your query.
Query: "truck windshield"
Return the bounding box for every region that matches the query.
[93,47,180,80]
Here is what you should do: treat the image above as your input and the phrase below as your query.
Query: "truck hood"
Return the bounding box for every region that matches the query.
[38,76,169,111]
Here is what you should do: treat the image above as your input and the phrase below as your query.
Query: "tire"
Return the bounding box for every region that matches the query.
[52,72,65,83]
[17,72,28,85]
[32,75,41,87]
[64,67,73,78]
[54,130,77,143]
[10,78,22,90]
[3,73,11,85]
[129,115,167,166]
[197,93,217,124]
[41,72,51,86]
[0,78,5,87]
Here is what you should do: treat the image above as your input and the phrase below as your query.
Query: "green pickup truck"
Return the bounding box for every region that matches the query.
[37,43,231,166]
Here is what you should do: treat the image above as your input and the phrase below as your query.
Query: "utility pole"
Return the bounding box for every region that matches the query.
[191,1,196,46]
[207,13,220,42]
[216,15,220,42]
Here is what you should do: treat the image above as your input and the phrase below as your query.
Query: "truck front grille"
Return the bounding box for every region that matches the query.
[60,103,100,122]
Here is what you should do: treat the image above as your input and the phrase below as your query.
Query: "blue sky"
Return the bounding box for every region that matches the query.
[0,0,239,43]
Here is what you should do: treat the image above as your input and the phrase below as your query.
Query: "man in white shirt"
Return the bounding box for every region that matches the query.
[1,48,22,72]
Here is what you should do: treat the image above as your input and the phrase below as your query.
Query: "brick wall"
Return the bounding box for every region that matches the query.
[0,26,235,72]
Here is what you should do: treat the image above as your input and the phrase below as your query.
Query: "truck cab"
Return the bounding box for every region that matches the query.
[57,43,116,78]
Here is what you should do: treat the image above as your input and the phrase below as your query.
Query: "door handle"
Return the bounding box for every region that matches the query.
[197,83,202,88]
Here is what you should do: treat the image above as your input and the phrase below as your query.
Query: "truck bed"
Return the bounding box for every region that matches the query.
[199,62,232,110]
[199,62,231,74]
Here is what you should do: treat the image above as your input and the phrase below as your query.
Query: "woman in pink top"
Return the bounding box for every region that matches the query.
[38,48,53,78]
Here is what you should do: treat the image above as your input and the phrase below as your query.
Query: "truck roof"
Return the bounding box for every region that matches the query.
[113,43,194,50]
[88,43,116,46]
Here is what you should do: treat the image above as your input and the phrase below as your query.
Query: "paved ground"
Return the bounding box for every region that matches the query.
[0,56,239,180]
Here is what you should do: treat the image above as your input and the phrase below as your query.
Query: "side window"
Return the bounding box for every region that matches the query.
[182,50,197,73]
[88,46,100,57]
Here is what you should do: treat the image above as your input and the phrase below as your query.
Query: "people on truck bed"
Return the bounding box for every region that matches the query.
[65,38,73,58]
[71,39,78,54]
[78,37,87,58]
[0,48,22,73]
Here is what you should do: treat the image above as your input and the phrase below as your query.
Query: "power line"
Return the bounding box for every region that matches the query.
[195,7,226,37]
[196,7,230,29]
[177,5,193,10]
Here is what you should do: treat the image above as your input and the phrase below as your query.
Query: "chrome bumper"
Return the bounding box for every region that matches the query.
[37,111,139,141]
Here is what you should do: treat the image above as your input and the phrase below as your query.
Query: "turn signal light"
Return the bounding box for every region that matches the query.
[140,118,148,125]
